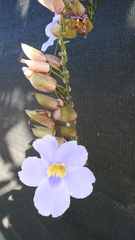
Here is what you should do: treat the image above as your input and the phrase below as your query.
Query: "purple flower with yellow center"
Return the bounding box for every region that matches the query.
[18,135,95,218]
[41,14,60,52]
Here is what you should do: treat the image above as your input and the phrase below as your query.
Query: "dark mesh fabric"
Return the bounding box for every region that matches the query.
[0,0,135,239]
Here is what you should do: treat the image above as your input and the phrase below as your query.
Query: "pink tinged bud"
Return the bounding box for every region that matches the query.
[45,54,61,69]
[22,67,33,77]
[53,106,77,123]
[26,109,51,118]
[60,126,77,137]
[35,93,59,110]
[57,99,64,106]
[37,0,55,12]
[35,109,52,117]
[21,43,47,62]
[70,0,85,16]
[32,126,56,138]
[37,0,65,14]
[52,0,65,14]
[22,69,57,92]
[25,110,55,128]
[52,107,61,120]
[64,9,75,16]
[31,114,56,128]
[21,59,50,73]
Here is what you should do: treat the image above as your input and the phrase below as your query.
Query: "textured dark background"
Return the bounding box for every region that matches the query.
[0,0,135,239]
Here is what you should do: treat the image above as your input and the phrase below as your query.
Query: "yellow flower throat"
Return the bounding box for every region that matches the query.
[47,163,66,178]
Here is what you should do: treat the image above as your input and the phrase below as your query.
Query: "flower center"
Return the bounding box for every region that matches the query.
[47,163,66,178]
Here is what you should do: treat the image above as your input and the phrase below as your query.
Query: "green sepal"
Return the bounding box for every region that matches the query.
[51,26,76,39]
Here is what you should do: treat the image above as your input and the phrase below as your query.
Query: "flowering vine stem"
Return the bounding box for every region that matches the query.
[59,13,78,139]
[18,0,103,219]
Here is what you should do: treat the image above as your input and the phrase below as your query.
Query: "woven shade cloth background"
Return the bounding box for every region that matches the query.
[0,0,135,239]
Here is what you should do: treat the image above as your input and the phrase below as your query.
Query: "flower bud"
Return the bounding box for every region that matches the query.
[32,126,56,138]
[57,99,64,107]
[38,0,55,12]
[45,54,61,69]
[53,106,77,123]
[33,115,56,128]
[22,67,33,77]
[38,0,65,14]
[22,69,57,92]
[60,126,77,137]
[21,59,50,73]
[21,43,47,62]
[26,109,50,118]
[35,93,59,110]
[25,110,56,128]
[35,109,52,117]
[64,0,85,16]
[53,0,65,14]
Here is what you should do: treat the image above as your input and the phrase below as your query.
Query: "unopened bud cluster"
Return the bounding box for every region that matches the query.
[21,44,78,140]
[21,0,102,143]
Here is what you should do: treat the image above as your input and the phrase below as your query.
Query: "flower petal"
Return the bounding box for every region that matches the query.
[41,14,60,52]
[45,14,60,38]
[33,179,70,217]
[64,166,96,198]
[18,157,47,187]
[41,37,57,52]
[58,141,88,168]
[33,135,58,165]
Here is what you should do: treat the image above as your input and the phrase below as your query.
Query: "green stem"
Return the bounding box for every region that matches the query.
[56,14,77,140]
[49,63,61,72]
[57,84,64,89]
[54,40,59,56]
[94,0,99,12]
[50,69,64,81]
[58,31,72,105]
[56,86,67,96]
[60,12,66,33]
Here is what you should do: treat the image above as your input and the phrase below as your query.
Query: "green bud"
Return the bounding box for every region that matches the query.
[32,127,56,138]
[68,0,85,16]
[30,114,56,128]
[45,54,62,69]
[25,110,55,128]
[60,126,77,137]
[35,93,59,110]
[25,109,50,118]
[53,106,77,123]
[23,69,57,92]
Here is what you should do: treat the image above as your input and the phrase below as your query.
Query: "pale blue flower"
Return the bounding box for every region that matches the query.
[41,14,60,52]
[18,135,95,218]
